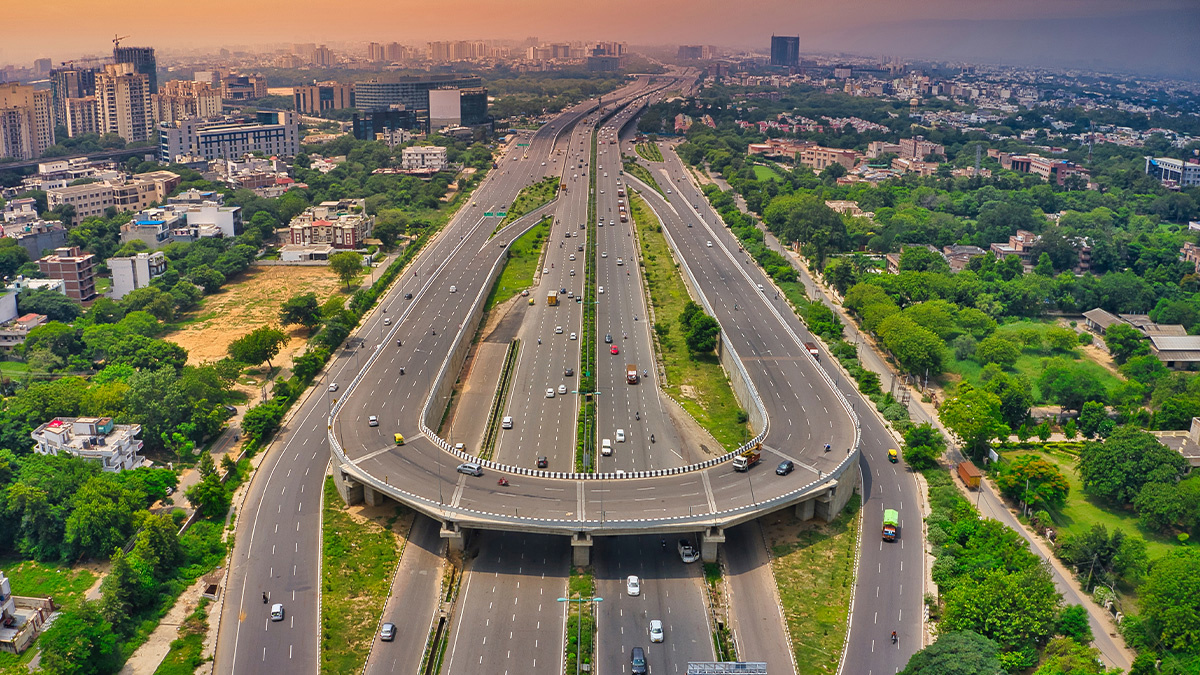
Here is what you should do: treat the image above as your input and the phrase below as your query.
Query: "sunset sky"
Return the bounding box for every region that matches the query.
[7,0,1199,77]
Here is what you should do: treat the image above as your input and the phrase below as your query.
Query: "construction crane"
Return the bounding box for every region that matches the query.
[113,34,130,50]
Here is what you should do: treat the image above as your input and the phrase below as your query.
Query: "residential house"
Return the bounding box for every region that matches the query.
[36,246,96,301]
[30,417,144,472]
[943,244,986,272]
[0,569,56,655]
[288,200,373,250]
[0,313,48,351]
[109,251,167,300]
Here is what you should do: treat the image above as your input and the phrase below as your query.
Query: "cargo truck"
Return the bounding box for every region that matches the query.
[732,443,762,471]
[626,364,639,384]
[882,509,899,541]
[804,342,819,359]
[957,462,981,489]
[547,292,558,306]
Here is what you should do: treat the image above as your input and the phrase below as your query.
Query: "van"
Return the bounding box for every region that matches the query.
[456,462,483,477]
[502,416,513,429]
[601,439,613,456]
[631,647,647,674]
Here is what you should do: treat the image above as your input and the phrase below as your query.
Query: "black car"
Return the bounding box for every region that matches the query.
[604,334,613,343]
[776,460,795,476]
[537,456,548,468]
[564,367,574,376]
[631,647,647,675]
[404,293,413,299]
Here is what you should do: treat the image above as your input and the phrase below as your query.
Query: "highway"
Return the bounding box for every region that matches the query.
[214,78,656,674]
[645,143,925,672]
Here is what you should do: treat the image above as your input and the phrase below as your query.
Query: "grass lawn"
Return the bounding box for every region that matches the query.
[635,142,664,162]
[0,361,28,373]
[993,447,1178,560]
[624,162,663,196]
[485,217,550,311]
[633,194,750,450]
[495,176,559,232]
[752,164,782,181]
[768,495,861,675]
[945,320,1124,401]
[95,277,112,295]
[320,477,402,675]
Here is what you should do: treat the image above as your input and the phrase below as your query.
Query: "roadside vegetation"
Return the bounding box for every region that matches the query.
[319,478,404,675]
[623,160,664,196]
[632,193,750,449]
[563,566,597,675]
[152,599,211,675]
[495,176,559,232]
[635,142,664,163]
[485,216,550,311]
[768,496,860,675]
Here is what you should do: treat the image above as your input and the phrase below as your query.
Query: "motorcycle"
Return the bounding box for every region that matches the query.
[498,478,509,487]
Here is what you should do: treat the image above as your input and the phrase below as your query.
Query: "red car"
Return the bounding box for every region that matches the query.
[610,345,619,355]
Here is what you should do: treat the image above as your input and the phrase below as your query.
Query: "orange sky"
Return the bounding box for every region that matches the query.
[5,0,1198,77]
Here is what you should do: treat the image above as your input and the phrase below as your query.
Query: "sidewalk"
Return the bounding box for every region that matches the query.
[693,155,1134,672]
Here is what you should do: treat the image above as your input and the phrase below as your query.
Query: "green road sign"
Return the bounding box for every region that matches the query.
[496,211,507,217]
[517,143,529,147]
[484,212,494,217]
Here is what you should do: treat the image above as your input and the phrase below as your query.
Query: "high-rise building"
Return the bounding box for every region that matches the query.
[355,76,482,112]
[384,42,409,62]
[678,45,704,60]
[0,83,54,160]
[158,111,300,163]
[367,42,385,62]
[112,45,157,94]
[37,246,97,301]
[95,63,153,143]
[152,80,221,124]
[33,58,52,76]
[50,65,99,128]
[312,46,333,67]
[63,96,98,137]
[293,82,355,114]
[221,74,268,102]
[770,35,800,67]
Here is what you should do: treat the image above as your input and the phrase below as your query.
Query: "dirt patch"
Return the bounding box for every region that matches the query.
[164,265,345,368]
[679,384,697,400]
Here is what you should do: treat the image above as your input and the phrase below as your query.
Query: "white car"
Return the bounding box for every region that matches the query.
[650,619,664,643]
[546,388,555,398]
[616,428,625,442]
[570,332,577,340]
[707,241,713,247]
[602,252,608,258]
[328,383,338,392]
[558,384,567,394]
[626,575,641,597]
[543,267,549,274]
[556,326,564,334]
[569,254,576,260]
[450,285,457,293]
[502,416,513,429]
[598,286,605,294]
[271,603,284,621]
[368,415,378,427]
[616,258,624,266]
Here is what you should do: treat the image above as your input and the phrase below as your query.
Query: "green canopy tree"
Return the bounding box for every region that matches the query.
[279,292,322,330]
[1140,548,1200,654]
[1078,426,1188,503]
[329,251,363,289]
[899,631,1002,675]
[939,384,1009,460]
[227,326,289,371]
[995,455,1070,510]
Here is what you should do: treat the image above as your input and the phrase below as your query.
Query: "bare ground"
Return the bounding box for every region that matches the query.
[164,265,346,368]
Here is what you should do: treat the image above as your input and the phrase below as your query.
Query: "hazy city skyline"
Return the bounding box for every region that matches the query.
[4,0,1199,78]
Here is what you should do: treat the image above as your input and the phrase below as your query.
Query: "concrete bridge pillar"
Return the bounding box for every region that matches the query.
[363,485,387,507]
[440,522,465,555]
[700,527,725,563]
[813,486,836,523]
[333,469,363,506]
[571,532,593,567]
[795,497,815,521]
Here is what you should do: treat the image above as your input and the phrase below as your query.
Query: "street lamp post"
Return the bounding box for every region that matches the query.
[557,595,603,675]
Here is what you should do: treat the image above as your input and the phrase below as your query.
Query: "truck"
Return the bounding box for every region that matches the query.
[957,462,981,490]
[804,342,819,359]
[732,445,762,472]
[626,364,639,384]
[882,509,899,541]
[620,213,628,223]
[547,292,558,306]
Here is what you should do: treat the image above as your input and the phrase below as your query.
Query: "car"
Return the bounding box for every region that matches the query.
[598,286,604,294]
[569,254,576,260]
[611,345,619,355]
[502,416,513,429]
[649,619,664,643]
[556,326,564,334]
[560,287,567,294]
[626,575,641,596]
[578,244,584,251]
[568,291,574,299]
[270,603,284,621]
[558,384,567,394]
[605,334,613,343]
[543,267,549,274]
[777,460,795,476]
[383,317,391,325]
[579,223,585,229]
[541,161,546,166]
[616,258,624,266]
[164,486,175,496]
[328,383,339,392]
[570,332,577,340]
[602,252,608,258]
[758,284,765,292]
[368,415,378,427]
[536,456,548,468]
[667,188,673,194]
[456,462,483,477]
[616,428,625,442]
[380,622,396,641]
[404,292,413,299]
[609,220,615,225]
[449,286,457,293]
[564,367,574,376]
[520,289,530,297]
[570,269,575,276]
[678,539,699,563]
[707,240,713,247]
[546,388,555,398]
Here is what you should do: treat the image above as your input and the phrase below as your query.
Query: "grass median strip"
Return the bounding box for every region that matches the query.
[485,216,551,311]
[624,160,663,196]
[631,193,750,449]
[493,176,560,234]
[635,142,664,162]
[563,566,597,675]
[320,477,405,675]
[768,495,861,675]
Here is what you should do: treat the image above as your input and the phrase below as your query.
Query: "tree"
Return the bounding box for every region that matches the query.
[1078,400,1111,438]
[1032,637,1109,675]
[189,265,226,294]
[186,470,230,520]
[899,246,950,274]
[899,631,1002,675]
[1057,604,1093,644]
[877,313,945,376]
[1140,548,1200,654]
[995,455,1070,510]
[1134,482,1183,533]
[227,326,289,371]
[1033,252,1055,277]
[38,601,120,675]
[17,287,82,322]
[941,566,1062,665]
[1103,324,1149,364]
[939,384,1010,460]
[1045,326,1079,353]
[279,292,322,330]
[329,251,363,289]
[0,238,29,279]
[1037,358,1108,412]
[1078,426,1188,503]
[685,314,720,354]
[903,422,947,469]
[975,335,1021,368]
[982,367,1034,429]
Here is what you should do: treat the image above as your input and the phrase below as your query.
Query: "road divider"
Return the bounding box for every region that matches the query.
[479,339,520,461]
